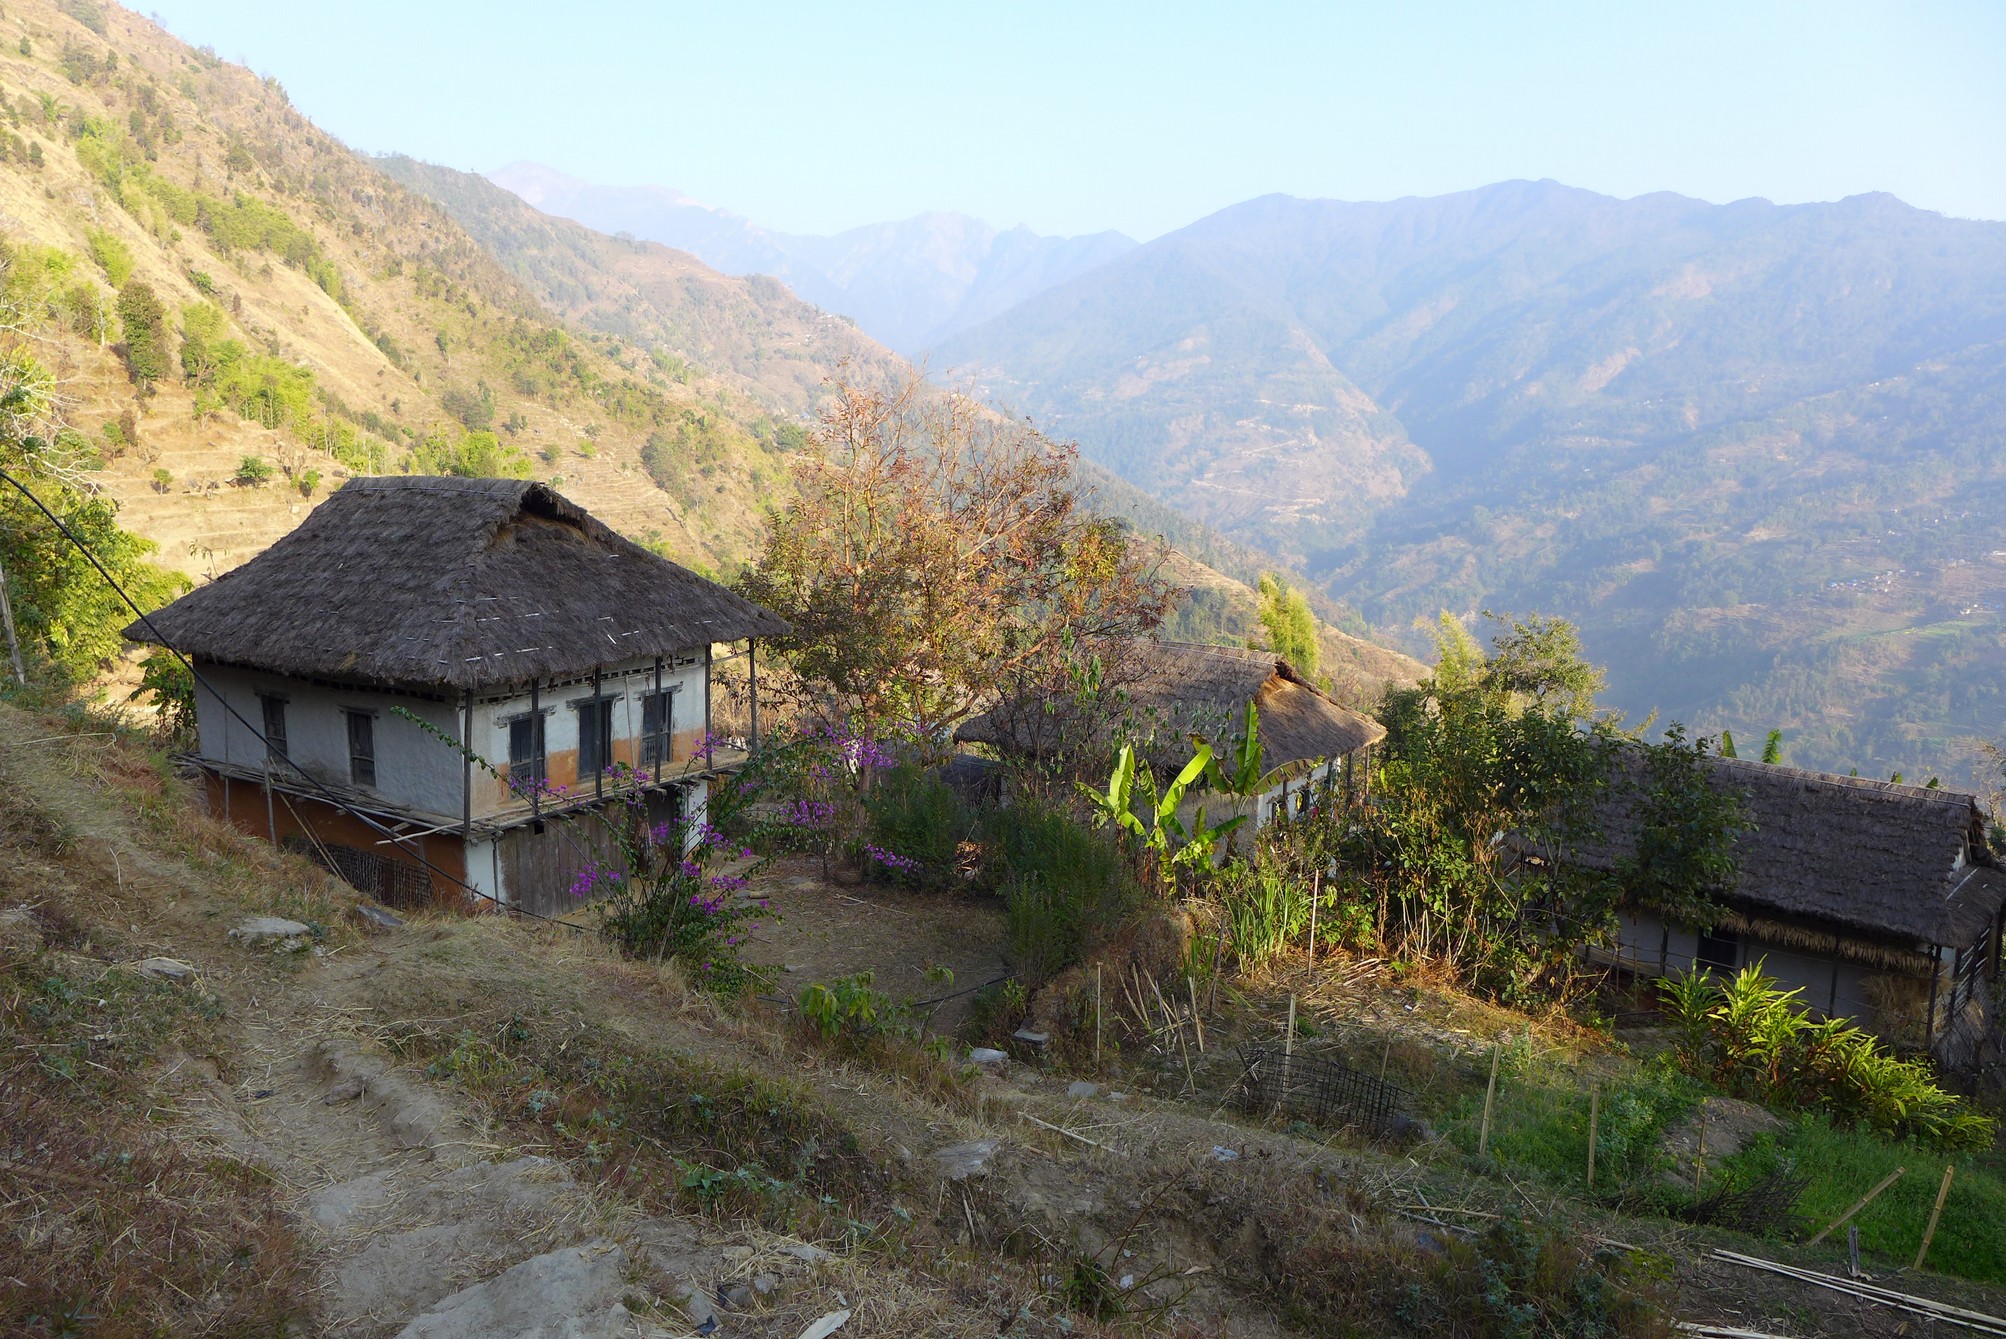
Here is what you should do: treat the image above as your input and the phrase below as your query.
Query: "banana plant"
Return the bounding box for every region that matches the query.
[1206,701,1267,800]
[1081,741,1245,889]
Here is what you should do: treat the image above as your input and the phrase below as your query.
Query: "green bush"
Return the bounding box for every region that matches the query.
[115,281,171,388]
[985,804,1139,985]
[1663,967,1994,1150]
[233,455,274,487]
[85,227,132,286]
[863,764,967,888]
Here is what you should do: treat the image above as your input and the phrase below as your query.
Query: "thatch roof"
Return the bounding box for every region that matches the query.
[1571,753,2004,948]
[957,640,1383,773]
[126,477,789,689]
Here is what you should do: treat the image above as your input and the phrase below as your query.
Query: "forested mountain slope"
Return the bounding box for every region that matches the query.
[367,157,1426,704]
[0,0,824,580]
[937,181,2006,785]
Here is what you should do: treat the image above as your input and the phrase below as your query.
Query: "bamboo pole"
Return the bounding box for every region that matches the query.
[1914,1164,1956,1271]
[1208,925,1227,1013]
[1094,964,1103,1071]
[1808,1167,1905,1247]
[1587,1084,1599,1190]
[1282,995,1297,1102]
[1478,1041,1502,1157]
[1307,871,1320,965]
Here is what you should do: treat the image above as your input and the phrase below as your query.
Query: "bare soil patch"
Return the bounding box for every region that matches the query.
[738,854,1011,1033]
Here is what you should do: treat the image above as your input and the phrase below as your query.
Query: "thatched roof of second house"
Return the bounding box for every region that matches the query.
[957,640,1384,773]
[1565,753,2006,948]
[126,476,789,689]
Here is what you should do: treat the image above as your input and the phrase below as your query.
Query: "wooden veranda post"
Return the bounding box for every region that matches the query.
[748,639,759,752]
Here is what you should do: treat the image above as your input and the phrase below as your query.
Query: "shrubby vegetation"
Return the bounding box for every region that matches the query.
[1663,967,1993,1150]
[738,373,1175,746]
[0,347,184,688]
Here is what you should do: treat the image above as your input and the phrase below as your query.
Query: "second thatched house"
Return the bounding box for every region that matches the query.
[126,476,789,916]
[956,640,1384,829]
[1567,755,2006,1061]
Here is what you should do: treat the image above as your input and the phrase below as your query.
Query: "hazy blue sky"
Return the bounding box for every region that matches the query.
[146,1,2005,240]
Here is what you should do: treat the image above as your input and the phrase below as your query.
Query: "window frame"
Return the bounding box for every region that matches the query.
[258,692,288,761]
[344,710,377,788]
[573,694,617,779]
[507,710,548,792]
[640,686,678,771]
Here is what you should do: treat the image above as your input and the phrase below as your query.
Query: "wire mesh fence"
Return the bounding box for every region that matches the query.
[1236,1041,1409,1136]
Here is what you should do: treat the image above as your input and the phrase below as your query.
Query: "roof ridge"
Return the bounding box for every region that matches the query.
[1707,753,1978,806]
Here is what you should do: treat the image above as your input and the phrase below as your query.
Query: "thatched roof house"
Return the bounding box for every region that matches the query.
[127,476,788,918]
[1575,755,2005,949]
[1568,752,2006,1056]
[126,476,787,688]
[958,640,1382,773]
[957,640,1384,827]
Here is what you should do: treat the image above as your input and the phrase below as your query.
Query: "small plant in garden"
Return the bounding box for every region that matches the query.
[1080,740,1244,893]
[233,454,274,487]
[390,710,772,992]
[799,971,909,1042]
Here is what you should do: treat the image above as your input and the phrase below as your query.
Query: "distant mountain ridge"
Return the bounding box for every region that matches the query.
[487,162,1136,354]
[933,180,2006,788]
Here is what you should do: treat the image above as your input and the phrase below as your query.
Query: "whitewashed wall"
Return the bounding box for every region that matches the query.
[192,659,463,819]
[190,650,710,824]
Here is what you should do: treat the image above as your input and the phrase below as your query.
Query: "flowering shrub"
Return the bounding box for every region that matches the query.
[743,723,928,880]
[590,766,772,993]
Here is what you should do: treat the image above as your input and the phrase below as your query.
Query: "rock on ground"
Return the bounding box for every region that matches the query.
[393,1240,670,1339]
[1661,1096,1786,1186]
[229,915,312,944]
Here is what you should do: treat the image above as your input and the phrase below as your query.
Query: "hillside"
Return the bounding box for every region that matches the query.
[0,0,829,582]
[489,161,1138,354]
[16,700,2006,1335]
[934,181,2006,785]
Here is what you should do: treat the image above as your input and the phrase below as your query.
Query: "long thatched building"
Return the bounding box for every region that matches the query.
[1571,754,2006,1061]
[126,476,788,916]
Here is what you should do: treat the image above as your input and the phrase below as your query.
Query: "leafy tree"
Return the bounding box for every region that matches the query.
[0,349,184,688]
[114,280,171,389]
[1480,611,1607,721]
[1254,572,1318,680]
[409,428,531,479]
[738,373,1175,746]
[1351,614,1622,999]
[1619,724,1751,927]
